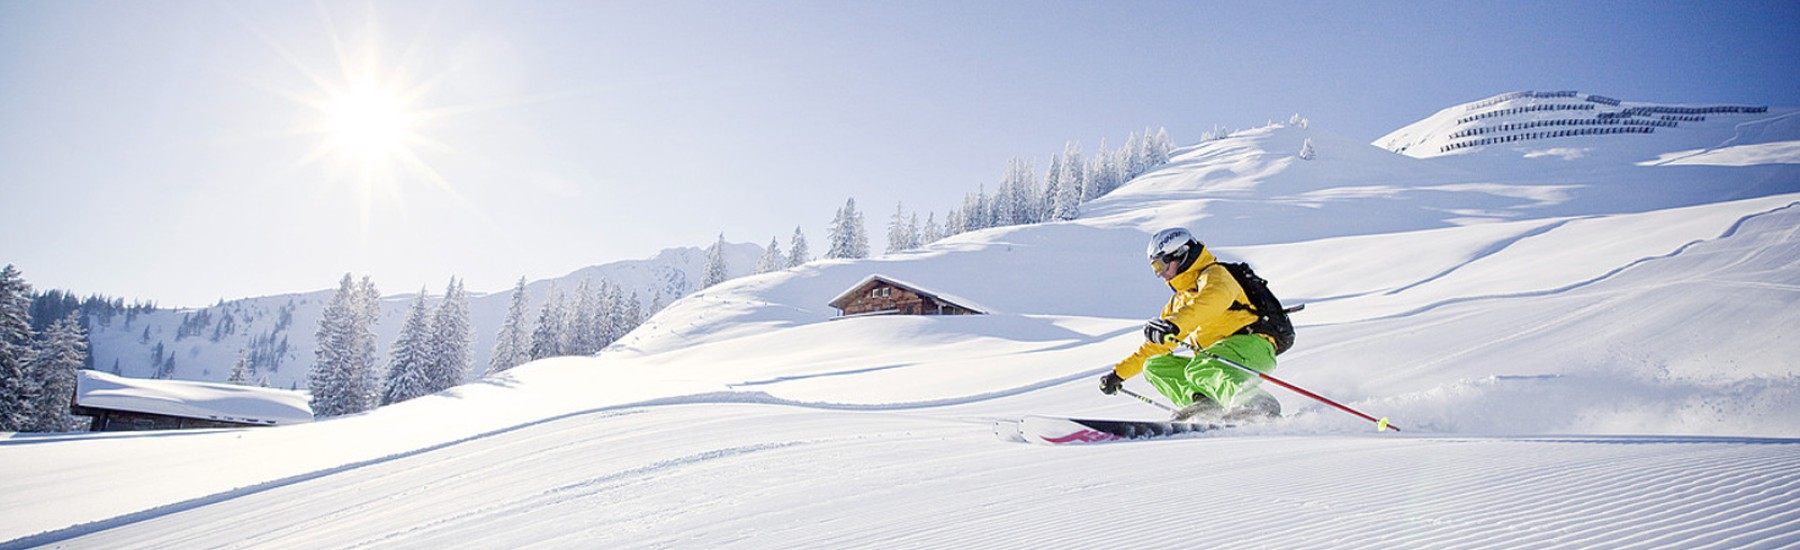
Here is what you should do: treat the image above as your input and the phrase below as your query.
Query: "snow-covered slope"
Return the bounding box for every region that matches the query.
[4,92,1798,549]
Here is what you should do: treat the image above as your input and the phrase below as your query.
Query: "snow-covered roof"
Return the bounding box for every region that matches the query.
[827,273,990,314]
[74,370,313,426]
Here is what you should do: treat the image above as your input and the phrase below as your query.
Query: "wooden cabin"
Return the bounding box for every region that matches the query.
[71,370,313,431]
[828,274,986,318]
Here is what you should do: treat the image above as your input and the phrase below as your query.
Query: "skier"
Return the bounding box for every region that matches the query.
[1098,228,1281,421]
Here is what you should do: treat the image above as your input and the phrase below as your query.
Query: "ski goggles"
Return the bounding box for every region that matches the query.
[1150,256,1174,274]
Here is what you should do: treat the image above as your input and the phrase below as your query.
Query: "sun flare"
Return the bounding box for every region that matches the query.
[324,81,415,165]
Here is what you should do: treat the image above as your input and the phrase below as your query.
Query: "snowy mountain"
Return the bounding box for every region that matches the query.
[83,242,763,390]
[4,91,1798,548]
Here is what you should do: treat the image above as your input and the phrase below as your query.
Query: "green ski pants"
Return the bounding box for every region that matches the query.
[1143,334,1277,408]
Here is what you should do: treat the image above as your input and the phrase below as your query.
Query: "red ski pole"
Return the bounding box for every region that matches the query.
[1176,341,1400,432]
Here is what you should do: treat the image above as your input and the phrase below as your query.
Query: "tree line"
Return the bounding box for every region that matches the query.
[308,272,654,419]
[734,128,1177,274]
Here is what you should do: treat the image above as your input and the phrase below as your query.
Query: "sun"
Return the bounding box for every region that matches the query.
[241,3,506,238]
[323,80,415,166]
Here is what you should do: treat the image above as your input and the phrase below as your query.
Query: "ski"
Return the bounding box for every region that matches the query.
[1006,415,1233,445]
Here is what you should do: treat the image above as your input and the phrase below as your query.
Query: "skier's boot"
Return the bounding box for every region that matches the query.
[1170,393,1223,422]
[1222,392,1282,423]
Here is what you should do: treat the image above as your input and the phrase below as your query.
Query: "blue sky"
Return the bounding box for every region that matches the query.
[3,1,1797,307]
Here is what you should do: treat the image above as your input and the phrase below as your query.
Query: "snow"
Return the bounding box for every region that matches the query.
[73,371,312,426]
[4,92,1799,549]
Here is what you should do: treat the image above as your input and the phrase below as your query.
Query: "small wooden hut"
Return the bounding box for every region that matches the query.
[828,274,986,318]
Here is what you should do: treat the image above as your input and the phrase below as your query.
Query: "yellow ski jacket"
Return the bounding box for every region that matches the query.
[1112,247,1264,380]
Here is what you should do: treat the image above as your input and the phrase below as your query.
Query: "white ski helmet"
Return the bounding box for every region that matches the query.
[1147,228,1202,274]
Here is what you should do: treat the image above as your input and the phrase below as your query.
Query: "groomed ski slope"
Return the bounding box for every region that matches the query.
[4,95,1800,548]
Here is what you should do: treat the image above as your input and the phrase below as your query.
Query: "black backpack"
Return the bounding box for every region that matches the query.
[1214,262,1299,355]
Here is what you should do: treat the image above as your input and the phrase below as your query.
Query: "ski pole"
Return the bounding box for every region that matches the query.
[1174,341,1400,432]
[1116,387,1175,413]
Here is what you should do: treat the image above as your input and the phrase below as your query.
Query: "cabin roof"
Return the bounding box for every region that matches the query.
[74,370,314,426]
[826,274,989,314]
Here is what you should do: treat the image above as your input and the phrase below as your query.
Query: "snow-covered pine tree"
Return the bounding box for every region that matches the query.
[1007,158,1040,225]
[786,226,811,268]
[622,291,643,337]
[228,350,252,385]
[1139,127,1159,173]
[23,311,84,431]
[703,234,730,288]
[602,283,630,346]
[351,276,383,411]
[310,274,384,418]
[1121,131,1144,179]
[993,177,1018,227]
[529,286,567,360]
[593,280,617,350]
[907,212,920,249]
[887,202,914,254]
[382,291,436,406]
[1087,139,1117,201]
[1056,142,1084,221]
[488,277,531,375]
[427,277,471,393]
[755,236,785,274]
[962,189,991,232]
[0,265,35,431]
[922,212,943,245]
[1042,153,1064,222]
[827,199,869,259]
[564,279,600,355]
[1299,138,1316,161]
[851,205,870,258]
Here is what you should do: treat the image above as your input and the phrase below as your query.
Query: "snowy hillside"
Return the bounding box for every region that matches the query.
[4,91,1798,548]
[83,242,762,390]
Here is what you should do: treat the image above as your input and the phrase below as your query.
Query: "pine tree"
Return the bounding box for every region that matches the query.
[309,274,357,418]
[488,277,531,375]
[887,202,915,254]
[922,212,943,245]
[907,212,920,249]
[702,233,730,288]
[786,227,811,268]
[755,236,785,274]
[827,199,869,260]
[427,277,471,394]
[621,291,643,338]
[1122,131,1144,179]
[351,276,383,411]
[602,283,629,346]
[1087,138,1118,201]
[1007,158,1040,224]
[1042,154,1064,222]
[228,350,253,385]
[1056,142,1084,221]
[24,312,84,432]
[529,286,566,360]
[1299,138,1316,161]
[309,274,382,418]
[564,279,600,355]
[1153,127,1175,165]
[0,265,35,431]
[382,291,435,406]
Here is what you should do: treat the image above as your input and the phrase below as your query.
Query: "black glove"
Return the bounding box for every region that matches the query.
[1099,372,1124,395]
[1144,318,1180,345]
